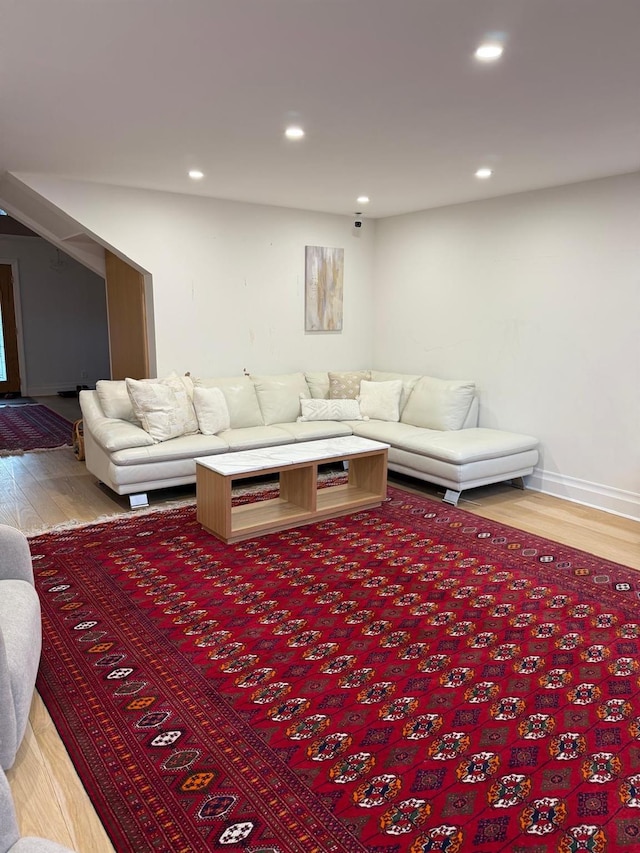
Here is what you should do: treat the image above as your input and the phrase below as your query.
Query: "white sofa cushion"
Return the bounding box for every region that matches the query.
[401,376,476,431]
[218,426,294,451]
[194,377,264,429]
[276,420,353,441]
[305,371,330,399]
[96,380,140,424]
[390,427,539,464]
[110,432,229,465]
[358,379,403,422]
[298,398,363,421]
[252,373,310,425]
[328,370,371,399]
[126,378,196,442]
[193,387,231,435]
[349,420,432,445]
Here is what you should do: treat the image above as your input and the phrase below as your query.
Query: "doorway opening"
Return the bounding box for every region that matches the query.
[0,263,21,396]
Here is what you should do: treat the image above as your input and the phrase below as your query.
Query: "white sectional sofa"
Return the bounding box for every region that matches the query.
[79,370,538,507]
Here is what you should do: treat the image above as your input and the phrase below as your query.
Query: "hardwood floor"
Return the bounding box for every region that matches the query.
[2,434,639,851]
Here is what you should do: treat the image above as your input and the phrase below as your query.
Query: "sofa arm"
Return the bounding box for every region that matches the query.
[91,418,155,453]
[80,390,154,453]
[0,762,79,851]
[0,526,34,586]
[0,758,20,850]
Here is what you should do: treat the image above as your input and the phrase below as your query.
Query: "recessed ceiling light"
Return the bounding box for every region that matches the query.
[285,126,305,140]
[475,42,503,61]
[188,169,204,180]
[475,167,493,179]
[356,196,370,205]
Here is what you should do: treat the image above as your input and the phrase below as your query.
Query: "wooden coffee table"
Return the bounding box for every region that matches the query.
[195,436,389,544]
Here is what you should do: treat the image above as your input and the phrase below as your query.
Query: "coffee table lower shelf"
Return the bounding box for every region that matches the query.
[196,444,388,544]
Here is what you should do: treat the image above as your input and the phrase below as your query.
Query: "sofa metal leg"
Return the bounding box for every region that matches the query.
[442,489,461,506]
[129,493,149,509]
[511,476,525,490]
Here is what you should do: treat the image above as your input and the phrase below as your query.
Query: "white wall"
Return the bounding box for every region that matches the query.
[10,177,375,379]
[373,173,640,518]
[0,235,110,395]
[10,172,640,519]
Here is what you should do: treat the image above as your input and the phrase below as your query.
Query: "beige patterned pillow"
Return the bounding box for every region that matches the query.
[328,370,371,399]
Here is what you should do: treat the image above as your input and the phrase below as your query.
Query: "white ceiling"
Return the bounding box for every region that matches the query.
[2,0,639,219]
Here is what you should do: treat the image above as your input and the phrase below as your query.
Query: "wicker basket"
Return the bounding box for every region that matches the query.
[72,419,85,461]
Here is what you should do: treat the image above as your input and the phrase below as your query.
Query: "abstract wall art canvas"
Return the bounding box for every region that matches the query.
[305,245,344,331]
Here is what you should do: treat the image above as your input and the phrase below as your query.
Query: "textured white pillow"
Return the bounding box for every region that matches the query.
[401,376,476,430]
[97,373,197,430]
[193,386,231,434]
[370,371,421,413]
[358,379,403,422]
[125,378,192,442]
[160,373,199,435]
[298,398,364,421]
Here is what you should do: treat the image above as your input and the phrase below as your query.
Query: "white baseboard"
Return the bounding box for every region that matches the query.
[528,468,640,522]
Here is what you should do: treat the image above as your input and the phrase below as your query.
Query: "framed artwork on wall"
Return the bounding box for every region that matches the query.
[305,245,344,331]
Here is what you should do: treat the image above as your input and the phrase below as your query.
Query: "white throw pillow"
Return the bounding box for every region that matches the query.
[401,376,476,431]
[370,371,421,413]
[125,378,192,442]
[298,398,364,421]
[193,386,231,434]
[358,379,403,422]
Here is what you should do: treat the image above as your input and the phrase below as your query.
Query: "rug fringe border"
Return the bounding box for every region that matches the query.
[25,472,347,538]
[26,498,197,538]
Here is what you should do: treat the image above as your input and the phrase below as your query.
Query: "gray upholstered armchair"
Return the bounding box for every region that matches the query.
[0,765,76,853]
[0,525,42,771]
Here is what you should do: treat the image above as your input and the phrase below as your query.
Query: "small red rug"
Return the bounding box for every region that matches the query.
[31,489,640,852]
[0,403,73,454]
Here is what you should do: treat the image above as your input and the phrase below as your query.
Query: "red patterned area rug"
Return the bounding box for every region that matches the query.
[0,403,72,455]
[31,489,640,852]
